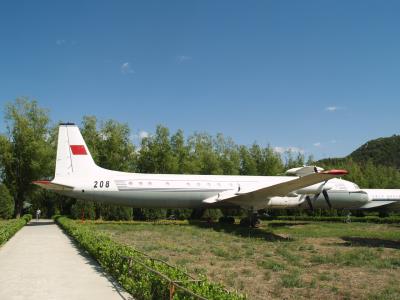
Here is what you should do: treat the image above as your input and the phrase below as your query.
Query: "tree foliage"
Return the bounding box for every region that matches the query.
[0,98,53,217]
[1,99,399,220]
[349,135,400,168]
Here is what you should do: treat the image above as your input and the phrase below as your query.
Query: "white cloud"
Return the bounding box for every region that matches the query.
[138,130,149,139]
[56,39,66,46]
[56,39,77,46]
[325,106,346,112]
[176,55,192,63]
[273,147,285,154]
[131,130,150,141]
[313,142,322,147]
[274,146,305,154]
[121,62,134,74]
[325,106,338,112]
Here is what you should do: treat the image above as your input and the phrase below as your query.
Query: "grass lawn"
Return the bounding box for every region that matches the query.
[83,220,400,300]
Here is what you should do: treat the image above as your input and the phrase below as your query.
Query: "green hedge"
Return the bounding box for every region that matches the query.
[275,215,400,223]
[0,215,31,246]
[55,216,246,300]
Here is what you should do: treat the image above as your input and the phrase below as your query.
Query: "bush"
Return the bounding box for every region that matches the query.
[167,209,193,220]
[202,209,223,221]
[0,215,30,246]
[101,205,133,221]
[55,216,245,300]
[23,214,32,222]
[133,208,167,221]
[0,184,14,219]
[71,200,96,220]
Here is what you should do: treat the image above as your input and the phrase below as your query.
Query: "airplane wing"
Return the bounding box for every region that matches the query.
[203,169,348,207]
[32,180,74,191]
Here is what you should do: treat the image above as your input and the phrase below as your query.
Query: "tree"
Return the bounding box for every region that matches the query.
[98,119,136,172]
[214,134,240,175]
[0,98,53,217]
[239,145,257,175]
[81,116,102,162]
[0,184,14,219]
[138,125,176,173]
[170,129,191,174]
[71,200,96,220]
[187,133,222,175]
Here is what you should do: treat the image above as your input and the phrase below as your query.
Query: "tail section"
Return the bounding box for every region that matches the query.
[55,123,98,178]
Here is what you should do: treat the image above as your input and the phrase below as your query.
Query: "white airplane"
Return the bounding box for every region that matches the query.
[33,124,400,222]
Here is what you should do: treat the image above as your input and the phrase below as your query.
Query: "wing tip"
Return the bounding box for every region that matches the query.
[32,180,51,186]
[322,169,349,175]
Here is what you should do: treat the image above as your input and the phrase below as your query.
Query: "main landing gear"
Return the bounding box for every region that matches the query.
[240,210,261,228]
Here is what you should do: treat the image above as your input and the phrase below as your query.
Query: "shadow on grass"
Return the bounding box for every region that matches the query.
[189,221,291,242]
[340,237,400,250]
[26,221,54,226]
[267,222,310,228]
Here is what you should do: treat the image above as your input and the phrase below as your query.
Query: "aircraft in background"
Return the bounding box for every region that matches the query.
[33,124,399,224]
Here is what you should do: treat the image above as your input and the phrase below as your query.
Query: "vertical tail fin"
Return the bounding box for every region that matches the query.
[55,123,98,178]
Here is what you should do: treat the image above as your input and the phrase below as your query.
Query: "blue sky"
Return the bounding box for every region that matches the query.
[1,1,400,159]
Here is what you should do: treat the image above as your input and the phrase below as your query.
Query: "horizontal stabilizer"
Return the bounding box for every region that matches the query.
[358,201,396,209]
[32,180,74,191]
[285,166,324,177]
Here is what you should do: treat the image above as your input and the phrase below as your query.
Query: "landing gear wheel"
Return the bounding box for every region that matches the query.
[239,216,261,228]
[239,217,250,227]
[250,218,260,228]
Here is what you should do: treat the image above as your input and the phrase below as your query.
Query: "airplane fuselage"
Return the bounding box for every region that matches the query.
[53,170,369,210]
[35,124,400,213]
[55,172,295,209]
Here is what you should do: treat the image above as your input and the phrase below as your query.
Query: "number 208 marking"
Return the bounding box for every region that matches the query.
[94,181,110,188]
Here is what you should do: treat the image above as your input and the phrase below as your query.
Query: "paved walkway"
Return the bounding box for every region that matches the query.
[0,219,132,300]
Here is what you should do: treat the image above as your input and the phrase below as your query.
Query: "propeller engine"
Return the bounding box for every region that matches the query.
[305,185,332,210]
[303,167,333,210]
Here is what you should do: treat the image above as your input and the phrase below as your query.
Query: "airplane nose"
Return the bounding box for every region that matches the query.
[348,191,369,205]
[313,190,369,209]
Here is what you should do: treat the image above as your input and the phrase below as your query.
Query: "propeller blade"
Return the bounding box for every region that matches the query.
[322,189,332,209]
[305,195,314,211]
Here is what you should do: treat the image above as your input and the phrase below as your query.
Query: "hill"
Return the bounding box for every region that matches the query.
[319,135,400,169]
[349,135,400,168]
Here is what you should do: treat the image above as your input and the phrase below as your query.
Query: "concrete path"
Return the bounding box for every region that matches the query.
[0,219,133,300]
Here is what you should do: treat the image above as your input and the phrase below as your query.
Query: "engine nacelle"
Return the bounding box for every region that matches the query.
[268,196,303,208]
[295,182,334,195]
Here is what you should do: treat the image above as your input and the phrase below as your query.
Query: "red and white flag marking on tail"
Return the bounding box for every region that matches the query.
[70,145,87,155]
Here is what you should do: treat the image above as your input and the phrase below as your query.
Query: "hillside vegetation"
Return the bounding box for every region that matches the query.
[318,135,400,189]
[350,135,400,169]
[319,135,400,170]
